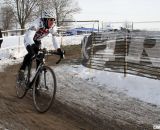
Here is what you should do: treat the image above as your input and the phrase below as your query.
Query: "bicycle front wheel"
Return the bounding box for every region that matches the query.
[33,66,57,113]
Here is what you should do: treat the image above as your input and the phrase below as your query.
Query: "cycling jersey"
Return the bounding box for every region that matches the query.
[24,18,60,49]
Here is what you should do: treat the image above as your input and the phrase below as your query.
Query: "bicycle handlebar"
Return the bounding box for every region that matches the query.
[48,51,64,64]
[38,48,64,64]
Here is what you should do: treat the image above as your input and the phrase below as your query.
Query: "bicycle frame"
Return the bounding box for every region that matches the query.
[26,62,43,89]
[25,48,63,90]
[16,48,64,112]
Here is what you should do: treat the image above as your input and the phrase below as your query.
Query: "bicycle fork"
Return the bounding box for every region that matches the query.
[43,68,48,90]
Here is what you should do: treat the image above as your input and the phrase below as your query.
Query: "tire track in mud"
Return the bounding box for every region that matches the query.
[0,52,159,130]
[0,64,95,130]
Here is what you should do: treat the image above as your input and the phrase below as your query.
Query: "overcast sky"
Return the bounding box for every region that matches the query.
[1,0,160,30]
[75,0,160,22]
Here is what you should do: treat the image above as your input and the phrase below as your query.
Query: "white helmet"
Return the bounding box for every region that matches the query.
[42,10,56,19]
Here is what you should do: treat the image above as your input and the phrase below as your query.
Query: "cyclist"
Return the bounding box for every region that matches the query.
[18,10,63,80]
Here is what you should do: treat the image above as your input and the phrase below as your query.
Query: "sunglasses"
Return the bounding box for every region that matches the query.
[48,18,56,22]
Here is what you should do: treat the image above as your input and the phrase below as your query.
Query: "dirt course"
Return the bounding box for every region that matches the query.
[0,45,158,130]
[0,45,100,130]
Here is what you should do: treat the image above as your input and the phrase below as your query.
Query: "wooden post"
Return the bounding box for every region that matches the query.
[18,36,20,54]
[90,32,95,69]
[124,30,128,77]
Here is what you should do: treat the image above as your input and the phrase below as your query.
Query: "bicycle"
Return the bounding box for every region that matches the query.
[16,48,64,113]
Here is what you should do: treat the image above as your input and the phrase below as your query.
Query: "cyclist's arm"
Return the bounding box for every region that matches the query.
[49,27,60,50]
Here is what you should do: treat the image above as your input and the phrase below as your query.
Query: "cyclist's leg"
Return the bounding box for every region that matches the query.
[18,45,35,81]
[16,45,34,97]
[32,40,41,88]
[20,45,35,70]
[33,40,41,69]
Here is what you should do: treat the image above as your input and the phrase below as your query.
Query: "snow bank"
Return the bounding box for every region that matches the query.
[0,35,84,60]
[56,65,160,106]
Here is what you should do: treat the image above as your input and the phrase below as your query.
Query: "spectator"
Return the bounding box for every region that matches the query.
[0,29,3,48]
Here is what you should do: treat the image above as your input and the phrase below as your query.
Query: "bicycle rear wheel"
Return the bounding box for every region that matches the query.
[15,65,30,98]
[33,66,57,113]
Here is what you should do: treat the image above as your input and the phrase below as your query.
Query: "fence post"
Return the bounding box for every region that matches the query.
[89,32,95,69]
[60,32,63,47]
[18,36,20,54]
[124,30,128,77]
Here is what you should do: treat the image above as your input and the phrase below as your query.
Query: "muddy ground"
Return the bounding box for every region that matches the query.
[0,45,158,130]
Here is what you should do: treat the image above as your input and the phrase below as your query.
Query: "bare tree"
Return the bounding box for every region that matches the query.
[50,0,81,27]
[2,0,81,33]
[6,0,40,34]
[1,5,14,30]
[34,0,81,27]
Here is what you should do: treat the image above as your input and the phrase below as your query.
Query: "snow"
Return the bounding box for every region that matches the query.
[0,34,160,107]
[1,35,84,59]
[60,65,160,105]
[0,34,84,70]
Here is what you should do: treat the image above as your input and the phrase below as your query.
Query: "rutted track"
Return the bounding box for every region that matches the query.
[0,45,159,130]
[0,62,98,130]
